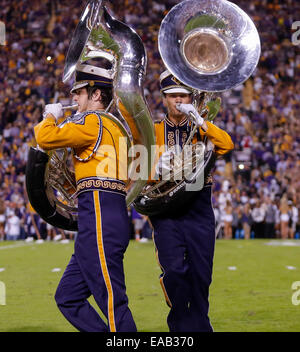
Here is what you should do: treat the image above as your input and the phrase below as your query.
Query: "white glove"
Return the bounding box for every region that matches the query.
[155,150,175,176]
[43,103,63,120]
[176,103,204,127]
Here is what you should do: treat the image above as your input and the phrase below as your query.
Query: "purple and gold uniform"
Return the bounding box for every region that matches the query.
[150,115,234,332]
[34,110,136,332]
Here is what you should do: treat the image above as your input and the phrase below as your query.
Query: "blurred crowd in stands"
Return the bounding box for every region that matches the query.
[0,0,300,242]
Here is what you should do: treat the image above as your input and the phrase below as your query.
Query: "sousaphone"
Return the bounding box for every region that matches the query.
[25,0,155,231]
[133,0,261,216]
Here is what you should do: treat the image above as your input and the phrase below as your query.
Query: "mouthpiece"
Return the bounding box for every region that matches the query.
[176,103,182,112]
[61,104,78,110]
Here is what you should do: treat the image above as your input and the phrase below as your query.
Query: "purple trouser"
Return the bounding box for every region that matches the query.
[55,190,136,332]
[150,186,215,332]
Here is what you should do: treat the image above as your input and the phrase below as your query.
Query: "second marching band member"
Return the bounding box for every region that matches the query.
[149,70,234,332]
[34,64,137,332]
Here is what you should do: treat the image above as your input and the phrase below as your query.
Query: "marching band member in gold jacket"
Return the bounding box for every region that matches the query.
[34,64,136,332]
[150,70,234,332]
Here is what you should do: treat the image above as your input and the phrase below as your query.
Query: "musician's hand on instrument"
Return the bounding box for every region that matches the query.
[155,150,175,176]
[176,103,204,127]
[43,103,63,120]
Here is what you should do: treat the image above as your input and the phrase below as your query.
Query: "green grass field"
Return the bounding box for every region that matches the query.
[0,239,300,332]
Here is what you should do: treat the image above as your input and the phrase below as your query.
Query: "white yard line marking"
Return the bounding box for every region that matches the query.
[0,242,39,250]
[51,268,61,272]
[265,241,300,247]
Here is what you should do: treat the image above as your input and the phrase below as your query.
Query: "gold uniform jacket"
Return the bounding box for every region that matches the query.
[34,111,128,196]
[154,116,234,156]
[152,116,234,182]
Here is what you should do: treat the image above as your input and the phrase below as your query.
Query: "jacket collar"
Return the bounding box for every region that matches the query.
[165,115,189,128]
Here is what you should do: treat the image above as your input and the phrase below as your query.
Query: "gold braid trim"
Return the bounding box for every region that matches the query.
[77,178,126,195]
